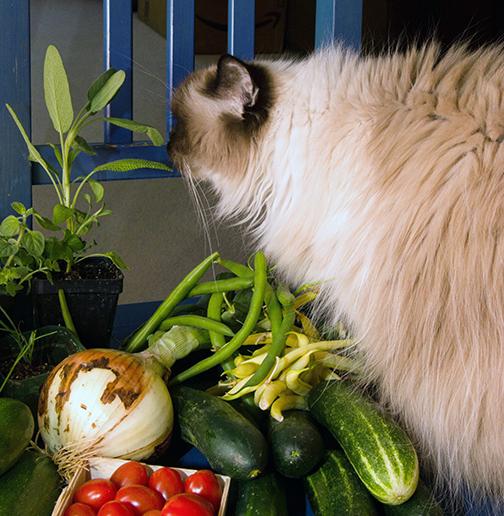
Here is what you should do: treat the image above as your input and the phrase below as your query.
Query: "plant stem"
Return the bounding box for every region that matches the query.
[58,289,80,341]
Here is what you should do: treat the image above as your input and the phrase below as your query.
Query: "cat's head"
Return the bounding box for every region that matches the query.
[167,55,273,184]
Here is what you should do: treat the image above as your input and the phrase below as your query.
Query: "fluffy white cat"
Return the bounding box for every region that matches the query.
[168,42,504,506]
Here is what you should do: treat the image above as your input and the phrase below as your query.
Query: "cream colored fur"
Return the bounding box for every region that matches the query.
[169,43,504,505]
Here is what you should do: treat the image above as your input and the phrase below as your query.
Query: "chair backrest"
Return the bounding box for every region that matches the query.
[0,0,362,220]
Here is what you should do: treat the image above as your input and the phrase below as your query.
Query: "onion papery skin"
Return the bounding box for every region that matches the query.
[38,349,173,461]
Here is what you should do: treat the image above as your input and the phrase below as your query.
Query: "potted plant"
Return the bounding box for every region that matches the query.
[0,306,84,423]
[5,45,172,348]
[0,203,54,328]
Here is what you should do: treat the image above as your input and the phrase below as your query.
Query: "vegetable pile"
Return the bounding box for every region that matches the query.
[117,251,443,515]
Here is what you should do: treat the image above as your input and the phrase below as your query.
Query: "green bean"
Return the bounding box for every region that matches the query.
[206,291,237,373]
[166,303,203,317]
[124,252,219,352]
[168,251,268,386]
[242,283,296,390]
[207,292,227,349]
[264,282,282,336]
[187,276,254,297]
[218,258,254,278]
[158,314,235,337]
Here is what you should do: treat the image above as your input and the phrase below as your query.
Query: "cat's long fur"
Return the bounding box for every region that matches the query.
[168,42,504,503]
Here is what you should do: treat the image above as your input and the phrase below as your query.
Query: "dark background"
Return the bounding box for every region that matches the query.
[284,0,504,55]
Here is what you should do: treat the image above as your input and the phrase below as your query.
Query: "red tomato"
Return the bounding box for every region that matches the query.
[143,511,162,516]
[161,493,214,516]
[110,462,150,489]
[64,502,97,516]
[148,467,184,501]
[97,501,135,516]
[184,470,222,513]
[115,485,164,516]
[74,479,117,511]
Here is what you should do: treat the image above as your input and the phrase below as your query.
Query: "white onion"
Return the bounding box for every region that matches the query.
[38,348,173,468]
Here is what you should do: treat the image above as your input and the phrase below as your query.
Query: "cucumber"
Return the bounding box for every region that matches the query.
[176,386,268,480]
[307,380,419,505]
[235,471,289,516]
[303,449,379,516]
[0,449,62,516]
[269,409,325,478]
[382,479,444,515]
[0,398,34,476]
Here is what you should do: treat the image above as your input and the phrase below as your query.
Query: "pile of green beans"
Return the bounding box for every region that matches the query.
[123,250,299,398]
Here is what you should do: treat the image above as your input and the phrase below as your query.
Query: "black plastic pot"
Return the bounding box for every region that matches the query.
[32,257,124,349]
[0,288,33,329]
[0,325,85,421]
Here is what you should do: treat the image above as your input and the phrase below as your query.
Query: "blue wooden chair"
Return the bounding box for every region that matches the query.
[0,0,362,221]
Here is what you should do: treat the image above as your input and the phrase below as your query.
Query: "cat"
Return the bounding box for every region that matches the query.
[167,42,504,507]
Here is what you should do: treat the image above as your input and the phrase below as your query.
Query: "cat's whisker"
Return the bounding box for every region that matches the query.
[179,161,220,254]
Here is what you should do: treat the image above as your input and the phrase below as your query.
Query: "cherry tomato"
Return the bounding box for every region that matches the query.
[74,479,117,511]
[64,502,97,516]
[115,485,164,516]
[97,501,135,516]
[161,493,214,516]
[148,467,184,501]
[184,470,222,513]
[110,462,151,489]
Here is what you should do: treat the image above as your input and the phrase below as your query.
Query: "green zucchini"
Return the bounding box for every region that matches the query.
[382,479,444,515]
[0,398,34,476]
[303,449,379,516]
[307,380,419,505]
[176,386,268,480]
[0,449,62,516]
[269,409,325,478]
[235,471,289,516]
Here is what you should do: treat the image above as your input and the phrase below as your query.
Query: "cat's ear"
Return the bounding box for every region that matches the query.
[214,54,259,109]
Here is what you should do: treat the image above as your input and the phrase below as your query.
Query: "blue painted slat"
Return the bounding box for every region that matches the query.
[228,0,255,60]
[104,0,133,144]
[0,0,32,220]
[315,0,362,52]
[166,0,195,133]
[33,143,178,185]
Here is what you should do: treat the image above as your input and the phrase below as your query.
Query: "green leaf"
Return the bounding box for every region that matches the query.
[48,143,64,168]
[92,158,172,174]
[22,231,46,257]
[0,216,21,237]
[65,233,85,253]
[104,251,129,270]
[33,212,61,232]
[11,202,26,215]
[0,240,17,258]
[82,194,92,209]
[44,45,73,134]
[101,117,165,146]
[87,68,117,103]
[6,104,46,165]
[72,135,96,156]
[69,148,81,168]
[6,282,23,296]
[89,70,126,114]
[52,204,75,226]
[88,68,116,102]
[88,179,105,203]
